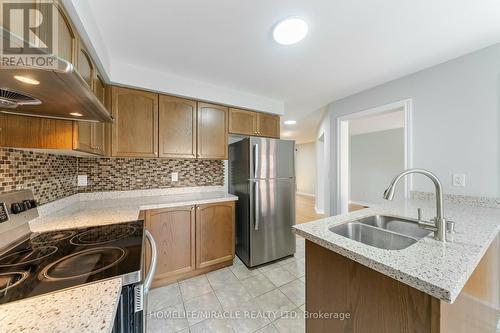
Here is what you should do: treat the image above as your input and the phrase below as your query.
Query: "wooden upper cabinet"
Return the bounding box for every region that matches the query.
[145,206,196,284]
[197,102,228,159]
[195,202,235,269]
[73,70,106,156]
[76,42,94,89]
[92,123,105,156]
[229,108,257,136]
[91,72,106,155]
[0,114,6,147]
[257,113,280,138]
[159,95,197,159]
[94,72,106,105]
[228,108,280,138]
[1,114,73,149]
[111,86,158,157]
[73,122,93,153]
[53,1,77,64]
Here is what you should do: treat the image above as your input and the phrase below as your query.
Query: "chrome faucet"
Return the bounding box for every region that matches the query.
[383,168,447,242]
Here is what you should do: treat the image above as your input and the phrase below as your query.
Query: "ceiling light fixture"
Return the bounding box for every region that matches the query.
[273,17,308,45]
[70,112,83,117]
[284,120,297,125]
[14,75,40,85]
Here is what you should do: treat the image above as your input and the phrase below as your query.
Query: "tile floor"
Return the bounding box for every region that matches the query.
[147,237,306,333]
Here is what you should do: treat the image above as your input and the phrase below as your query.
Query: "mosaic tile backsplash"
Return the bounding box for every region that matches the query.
[77,157,224,193]
[0,149,78,204]
[0,148,225,204]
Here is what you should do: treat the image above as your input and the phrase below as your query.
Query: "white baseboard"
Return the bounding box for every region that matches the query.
[296,191,315,198]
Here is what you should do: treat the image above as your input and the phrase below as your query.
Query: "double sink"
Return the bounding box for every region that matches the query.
[329,215,431,250]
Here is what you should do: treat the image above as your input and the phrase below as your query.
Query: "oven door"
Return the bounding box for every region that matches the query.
[112,285,144,333]
[112,230,157,333]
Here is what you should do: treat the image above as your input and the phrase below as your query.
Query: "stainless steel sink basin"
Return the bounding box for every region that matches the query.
[329,215,432,250]
[355,215,431,239]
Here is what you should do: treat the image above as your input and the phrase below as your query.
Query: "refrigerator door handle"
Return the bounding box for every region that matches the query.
[253,180,259,231]
[253,143,259,178]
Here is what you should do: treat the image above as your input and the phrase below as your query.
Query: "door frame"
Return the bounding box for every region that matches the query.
[336,99,413,214]
[315,133,326,215]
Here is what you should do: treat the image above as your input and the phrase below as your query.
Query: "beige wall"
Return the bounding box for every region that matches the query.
[296,142,316,196]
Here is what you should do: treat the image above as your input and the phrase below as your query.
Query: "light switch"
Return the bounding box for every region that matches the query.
[77,175,88,187]
[171,172,178,182]
[452,174,466,187]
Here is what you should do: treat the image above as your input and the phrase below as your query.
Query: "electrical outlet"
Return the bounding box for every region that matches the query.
[77,175,88,187]
[171,172,178,182]
[452,174,466,187]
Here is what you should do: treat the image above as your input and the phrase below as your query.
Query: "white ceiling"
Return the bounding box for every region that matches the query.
[74,0,500,137]
[349,109,404,136]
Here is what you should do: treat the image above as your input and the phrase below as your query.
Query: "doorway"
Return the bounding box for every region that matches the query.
[336,99,412,214]
[295,139,325,224]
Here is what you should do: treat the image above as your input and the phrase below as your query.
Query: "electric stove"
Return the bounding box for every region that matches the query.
[0,190,157,333]
[0,220,144,305]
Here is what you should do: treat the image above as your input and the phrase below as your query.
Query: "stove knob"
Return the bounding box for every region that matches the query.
[23,200,32,210]
[11,203,24,214]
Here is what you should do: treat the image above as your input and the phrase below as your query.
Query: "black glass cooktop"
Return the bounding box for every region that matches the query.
[0,220,144,305]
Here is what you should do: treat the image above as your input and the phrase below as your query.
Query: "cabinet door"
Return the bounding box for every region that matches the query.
[73,122,93,153]
[92,123,105,155]
[158,95,197,158]
[229,108,257,136]
[53,1,77,64]
[195,202,235,269]
[1,114,73,149]
[76,42,94,89]
[91,72,106,156]
[197,102,228,159]
[256,113,280,138]
[111,86,158,157]
[145,206,196,281]
[0,114,5,146]
[94,72,106,106]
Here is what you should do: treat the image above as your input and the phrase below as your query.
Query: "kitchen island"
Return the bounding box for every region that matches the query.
[293,199,500,333]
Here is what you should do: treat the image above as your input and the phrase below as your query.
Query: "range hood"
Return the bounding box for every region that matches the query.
[0,59,113,122]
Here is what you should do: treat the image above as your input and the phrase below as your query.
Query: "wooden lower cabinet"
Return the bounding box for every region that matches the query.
[195,202,235,269]
[144,201,235,287]
[306,236,500,333]
[145,206,196,286]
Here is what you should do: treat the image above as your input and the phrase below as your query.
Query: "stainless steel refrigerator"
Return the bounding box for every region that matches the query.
[229,137,296,267]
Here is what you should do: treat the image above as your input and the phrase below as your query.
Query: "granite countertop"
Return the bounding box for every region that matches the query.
[30,189,238,232]
[293,199,500,303]
[0,278,122,333]
[1,187,238,332]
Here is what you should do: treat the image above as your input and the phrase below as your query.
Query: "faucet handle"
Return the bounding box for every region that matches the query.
[417,208,423,221]
[446,220,456,233]
[445,220,456,242]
